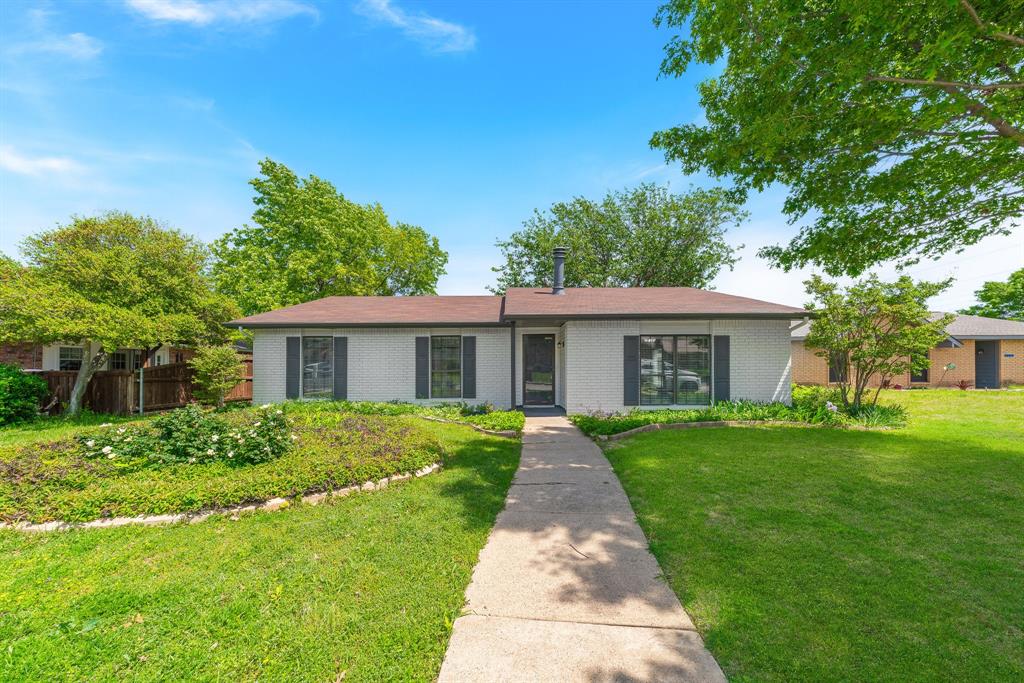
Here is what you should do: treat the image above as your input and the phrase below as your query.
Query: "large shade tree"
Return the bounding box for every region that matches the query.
[212,159,448,316]
[490,184,743,293]
[959,267,1024,320]
[651,0,1024,275]
[0,212,239,415]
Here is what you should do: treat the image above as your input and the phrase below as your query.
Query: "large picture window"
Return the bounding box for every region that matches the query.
[431,336,461,398]
[302,336,333,399]
[828,351,847,383]
[639,335,710,406]
[59,347,83,372]
[910,352,930,383]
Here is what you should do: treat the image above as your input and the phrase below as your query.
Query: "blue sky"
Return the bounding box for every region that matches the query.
[1,0,1020,311]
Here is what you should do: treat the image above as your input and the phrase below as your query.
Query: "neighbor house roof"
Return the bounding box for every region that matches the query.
[229,287,808,327]
[790,313,1024,341]
[503,287,807,319]
[228,296,505,327]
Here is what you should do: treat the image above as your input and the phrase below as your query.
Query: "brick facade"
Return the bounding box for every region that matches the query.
[0,343,43,370]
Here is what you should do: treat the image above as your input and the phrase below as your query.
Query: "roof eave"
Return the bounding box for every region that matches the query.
[504,312,809,321]
[228,321,510,329]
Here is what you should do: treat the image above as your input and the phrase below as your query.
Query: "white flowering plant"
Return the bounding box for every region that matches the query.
[77,424,157,464]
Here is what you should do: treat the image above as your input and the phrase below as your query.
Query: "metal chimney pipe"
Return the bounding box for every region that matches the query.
[552,247,567,295]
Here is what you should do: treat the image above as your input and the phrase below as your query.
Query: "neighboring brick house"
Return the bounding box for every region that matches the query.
[0,343,190,372]
[232,250,806,413]
[791,313,1024,389]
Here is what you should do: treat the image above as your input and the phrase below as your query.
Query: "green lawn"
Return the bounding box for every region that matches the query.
[604,390,1024,682]
[0,422,519,681]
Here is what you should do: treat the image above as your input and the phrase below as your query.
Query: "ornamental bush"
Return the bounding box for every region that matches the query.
[188,345,245,407]
[0,363,49,426]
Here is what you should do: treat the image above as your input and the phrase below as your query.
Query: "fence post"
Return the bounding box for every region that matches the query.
[138,367,144,415]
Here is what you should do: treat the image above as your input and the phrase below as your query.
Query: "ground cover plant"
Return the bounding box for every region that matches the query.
[604,389,1024,681]
[0,403,451,523]
[0,421,520,681]
[569,385,905,436]
[297,399,525,433]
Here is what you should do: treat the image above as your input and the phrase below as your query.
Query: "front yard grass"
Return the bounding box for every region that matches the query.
[0,421,519,681]
[605,389,1024,681]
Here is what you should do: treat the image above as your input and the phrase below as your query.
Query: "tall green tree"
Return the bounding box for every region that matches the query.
[490,184,743,293]
[651,1,1024,275]
[804,275,953,409]
[0,212,239,415]
[212,159,448,316]
[959,268,1024,320]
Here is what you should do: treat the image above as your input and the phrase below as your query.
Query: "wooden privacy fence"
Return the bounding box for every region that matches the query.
[41,358,253,416]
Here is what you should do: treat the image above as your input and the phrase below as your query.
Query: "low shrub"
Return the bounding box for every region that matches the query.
[77,404,291,467]
[0,364,49,426]
[290,400,525,433]
[188,345,245,407]
[570,387,905,437]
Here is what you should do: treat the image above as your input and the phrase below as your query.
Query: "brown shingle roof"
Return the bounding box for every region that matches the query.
[503,287,807,319]
[791,312,1024,340]
[229,295,504,327]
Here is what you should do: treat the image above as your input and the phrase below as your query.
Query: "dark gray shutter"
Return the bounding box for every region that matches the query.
[623,336,639,406]
[713,335,730,403]
[286,336,300,399]
[462,336,476,399]
[415,336,429,399]
[333,337,347,400]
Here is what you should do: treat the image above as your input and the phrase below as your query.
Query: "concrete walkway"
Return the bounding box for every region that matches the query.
[438,416,725,682]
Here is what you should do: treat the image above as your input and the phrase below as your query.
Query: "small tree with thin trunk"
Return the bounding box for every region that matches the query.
[188,345,245,408]
[804,275,954,410]
[0,213,238,416]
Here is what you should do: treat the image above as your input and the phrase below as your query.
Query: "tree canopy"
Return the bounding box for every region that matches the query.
[651,1,1024,275]
[959,268,1024,320]
[804,275,953,409]
[0,212,239,414]
[490,184,743,293]
[211,159,448,316]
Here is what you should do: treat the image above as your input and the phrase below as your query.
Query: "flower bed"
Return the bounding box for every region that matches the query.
[291,400,525,434]
[0,404,448,523]
[569,386,906,437]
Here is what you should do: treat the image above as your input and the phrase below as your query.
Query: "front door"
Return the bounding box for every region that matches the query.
[523,334,555,405]
[975,340,1000,388]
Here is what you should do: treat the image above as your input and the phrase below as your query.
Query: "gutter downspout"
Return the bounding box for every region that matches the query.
[510,320,517,409]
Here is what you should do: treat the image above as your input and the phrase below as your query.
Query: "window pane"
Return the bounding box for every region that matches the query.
[302,337,333,399]
[910,352,929,382]
[676,335,710,405]
[431,336,461,398]
[828,352,847,383]
[111,352,127,370]
[639,336,674,405]
[59,347,83,372]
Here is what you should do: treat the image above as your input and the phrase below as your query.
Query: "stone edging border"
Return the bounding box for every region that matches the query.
[1,462,442,533]
[593,419,891,442]
[416,415,520,438]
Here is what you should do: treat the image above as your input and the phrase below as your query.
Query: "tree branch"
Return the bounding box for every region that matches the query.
[960,0,1024,46]
[866,75,1024,92]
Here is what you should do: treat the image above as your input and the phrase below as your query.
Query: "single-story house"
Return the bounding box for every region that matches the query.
[791,313,1024,389]
[0,344,187,372]
[230,250,806,413]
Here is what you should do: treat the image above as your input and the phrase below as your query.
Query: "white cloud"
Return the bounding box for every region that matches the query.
[8,32,104,60]
[0,145,85,176]
[125,0,318,26]
[354,0,476,53]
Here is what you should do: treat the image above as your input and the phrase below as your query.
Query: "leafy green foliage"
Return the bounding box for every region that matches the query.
[294,399,525,433]
[959,267,1024,320]
[490,184,743,292]
[0,404,454,523]
[211,159,448,316]
[188,345,245,407]
[0,212,239,415]
[0,364,48,426]
[652,1,1024,275]
[569,389,905,436]
[804,275,953,409]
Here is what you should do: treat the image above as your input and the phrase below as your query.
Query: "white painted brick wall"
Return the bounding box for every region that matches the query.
[562,318,792,414]
[252,327,512,408]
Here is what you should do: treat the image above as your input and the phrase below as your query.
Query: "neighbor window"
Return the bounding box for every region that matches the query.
[59,347,83,371]
[639,335,710,406]
[110,351,129,370]
[828,352,847,383]
[431,336,461,398]
[302,336,333,399]
[910,352,930,383]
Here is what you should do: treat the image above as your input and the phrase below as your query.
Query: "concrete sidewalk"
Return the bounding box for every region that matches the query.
[438,416,725,682]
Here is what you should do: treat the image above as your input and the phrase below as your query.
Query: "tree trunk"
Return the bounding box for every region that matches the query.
[66,342,108,417]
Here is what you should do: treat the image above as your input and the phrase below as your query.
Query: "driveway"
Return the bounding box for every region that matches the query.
[438,415,725,681]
